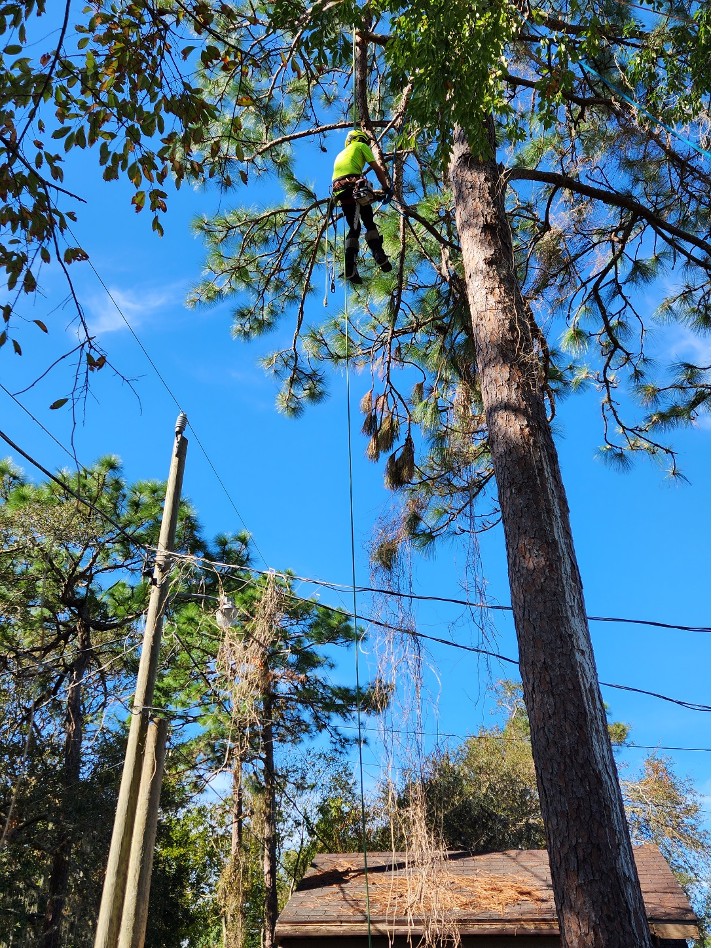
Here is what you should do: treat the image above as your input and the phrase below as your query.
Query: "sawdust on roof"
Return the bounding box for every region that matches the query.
[324,862,548,916]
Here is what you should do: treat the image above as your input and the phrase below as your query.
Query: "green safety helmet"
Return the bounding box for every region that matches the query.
[345,129,371,146]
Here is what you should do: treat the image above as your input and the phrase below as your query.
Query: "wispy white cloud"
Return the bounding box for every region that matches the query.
[643,321,711,432]
[85,284,181,335]
[653,323,710,365]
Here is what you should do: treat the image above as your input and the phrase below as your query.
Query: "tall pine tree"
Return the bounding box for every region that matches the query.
[185,2,709,944]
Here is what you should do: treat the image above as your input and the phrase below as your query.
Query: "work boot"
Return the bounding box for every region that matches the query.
[365,229,392,272]
[344,265,363,285]
[344,237,363,284]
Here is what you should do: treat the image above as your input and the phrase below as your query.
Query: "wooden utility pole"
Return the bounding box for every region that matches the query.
[118,717,169,948]
[95,413,188,948]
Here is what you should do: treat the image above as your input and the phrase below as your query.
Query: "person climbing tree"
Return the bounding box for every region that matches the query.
[332,129,393,284]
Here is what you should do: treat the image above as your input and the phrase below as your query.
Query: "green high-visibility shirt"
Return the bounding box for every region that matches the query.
[332,141,375,181]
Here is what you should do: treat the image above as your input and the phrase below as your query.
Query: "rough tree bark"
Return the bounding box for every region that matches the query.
[223,752,245,948]
[42,616,92,948]
[449,120,653,948]
[231,753,244,861]
[261,684,279,948]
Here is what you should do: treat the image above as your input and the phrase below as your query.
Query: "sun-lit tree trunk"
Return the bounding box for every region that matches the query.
[231,753,244,861]
[42,616,92,948]
[261,686,278,948]
[223,752,245,948]
[449,120,653,948]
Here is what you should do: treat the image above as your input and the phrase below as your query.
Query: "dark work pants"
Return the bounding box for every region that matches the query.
[334,184,388,277]
[339,195,376,239]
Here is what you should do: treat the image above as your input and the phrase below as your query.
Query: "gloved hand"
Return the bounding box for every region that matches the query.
[382,188,393,205]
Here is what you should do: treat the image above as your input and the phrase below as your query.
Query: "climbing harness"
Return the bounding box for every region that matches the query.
[332,174,365,197]
[352,179,376,206]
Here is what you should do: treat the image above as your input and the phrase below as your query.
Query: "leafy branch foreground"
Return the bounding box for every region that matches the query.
[0,0,227,401]
[0,1,708,453]
[0,460,709,947]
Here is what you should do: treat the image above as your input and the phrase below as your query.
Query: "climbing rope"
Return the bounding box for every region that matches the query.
[323,199,336,306]
[529,19,710,160]
[352,28,358,126]
[346,25,373,947]
[344,219,374,948]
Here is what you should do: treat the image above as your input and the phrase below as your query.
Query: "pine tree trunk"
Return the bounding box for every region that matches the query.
[223,753,244,948]
[449,121,653,948]
[261,690,278,948]
[231,753,244,860]
[42,619,91,948]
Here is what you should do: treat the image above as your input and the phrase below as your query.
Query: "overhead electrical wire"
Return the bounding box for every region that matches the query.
[333,721,711,753]
[1,435,706,713]
[0,382,78,464]
[166,551,712,635]
[96,625,710,753]
[292,596,711,713]
[155,618,712,753]
[3,437,705,639]
[0,434,705,640]
[0,427,149,556]
[62,223,267,567]
[131,626,711,752]
[175,582,712,714]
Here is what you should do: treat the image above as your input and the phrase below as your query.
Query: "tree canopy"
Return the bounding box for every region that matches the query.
[181,0,710,548]
[1,0,707,441]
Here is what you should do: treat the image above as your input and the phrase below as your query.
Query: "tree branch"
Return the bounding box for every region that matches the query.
[505,167,710,257]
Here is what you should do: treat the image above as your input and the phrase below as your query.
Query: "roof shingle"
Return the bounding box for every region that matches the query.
[275,845,697,940]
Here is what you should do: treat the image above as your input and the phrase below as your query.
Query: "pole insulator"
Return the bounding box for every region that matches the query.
[175,412,188,436]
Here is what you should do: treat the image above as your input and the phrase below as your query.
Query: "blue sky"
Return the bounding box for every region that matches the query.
[2,115,710,813]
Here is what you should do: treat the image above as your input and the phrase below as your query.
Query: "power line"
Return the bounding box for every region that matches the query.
[355,586,710,635]
[169,563,710,714]
[599,679,709,712]
[83,621,708,755]
[267,589,710,713]
[363,622,710,713]
[0,451,705,638]
[1,440,706,713]
[64,224,267,566]
[166,551,711,635]
[0,427,149,556]
[333,721,710,753]
[0,382,78,464]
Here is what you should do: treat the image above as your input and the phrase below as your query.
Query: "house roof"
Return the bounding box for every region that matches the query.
[275,845,698,941]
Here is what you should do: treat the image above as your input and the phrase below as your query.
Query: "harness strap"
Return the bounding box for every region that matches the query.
[332,174,365,196]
